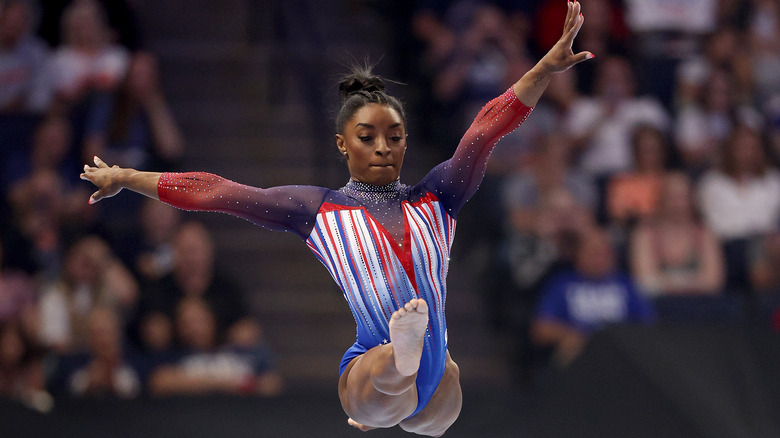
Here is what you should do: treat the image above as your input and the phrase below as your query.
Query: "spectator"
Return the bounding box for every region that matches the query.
[7,169,70,280]
[698,124,780,293]
[674,68,763,175]
[564,55,669,180]
[37,0,143,52]
[623,0,718,106]
[0,0,50,113]
[606,124,669,226]
[698,124,780,240]
[139,221,261,347]
[148,297,282,397]
[54,306,142,398]
[503,134,596,236]
[134,198,181,282]
[433,3,531,128]
[39,0,129,111]
[82,52,184,171]
[674,26,748,110]
[530,227,654,366]
[2,115,74,192]
[0,321,51,412]
[630,172,724,296]
[38,235,138,352]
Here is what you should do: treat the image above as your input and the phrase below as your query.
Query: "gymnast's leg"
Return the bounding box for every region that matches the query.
[338,298,430,430]
[398,351,462,437]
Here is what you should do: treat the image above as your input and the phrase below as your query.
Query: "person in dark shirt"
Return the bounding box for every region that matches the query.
[139,221,260,346]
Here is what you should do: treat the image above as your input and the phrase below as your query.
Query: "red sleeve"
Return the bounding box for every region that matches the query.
[157,172,328,238]
[424,87,533,216]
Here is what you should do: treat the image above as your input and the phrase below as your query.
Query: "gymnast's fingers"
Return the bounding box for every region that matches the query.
[89,190,103,204]
[563,1,575,34]
[94,156,109,168]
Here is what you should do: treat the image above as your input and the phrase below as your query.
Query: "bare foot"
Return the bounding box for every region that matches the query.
[389,298,429,376]
[348,418,376,432]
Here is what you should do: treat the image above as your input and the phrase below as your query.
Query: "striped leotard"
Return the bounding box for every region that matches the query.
[156,87,532,416]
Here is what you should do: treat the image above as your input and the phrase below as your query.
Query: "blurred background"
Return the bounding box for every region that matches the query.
[1,0,779,436]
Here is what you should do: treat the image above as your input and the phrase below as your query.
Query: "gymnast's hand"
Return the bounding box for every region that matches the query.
[539,0,592,75]
[81,156,162,203]
[81,156,125,204]
[512,0,592,106]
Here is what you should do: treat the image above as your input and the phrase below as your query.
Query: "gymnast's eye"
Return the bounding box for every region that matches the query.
[358,136,373,142]
[390,136,403,142]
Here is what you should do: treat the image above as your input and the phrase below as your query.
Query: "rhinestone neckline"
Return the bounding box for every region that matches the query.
[341,179,403,202]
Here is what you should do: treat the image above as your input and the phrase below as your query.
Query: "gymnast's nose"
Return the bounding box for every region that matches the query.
[375,138,391,156]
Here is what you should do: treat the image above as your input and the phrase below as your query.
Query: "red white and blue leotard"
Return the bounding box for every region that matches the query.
[156,88,532,416]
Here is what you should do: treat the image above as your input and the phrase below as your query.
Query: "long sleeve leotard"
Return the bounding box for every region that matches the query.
[157,87,532,416]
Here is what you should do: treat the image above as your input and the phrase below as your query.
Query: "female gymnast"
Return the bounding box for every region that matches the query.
[81,2,591,435]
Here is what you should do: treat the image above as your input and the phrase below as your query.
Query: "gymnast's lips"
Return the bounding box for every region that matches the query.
[370,163,394,168]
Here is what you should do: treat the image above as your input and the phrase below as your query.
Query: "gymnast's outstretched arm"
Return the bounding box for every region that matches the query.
[81,156,328,238]
[429,0,592,215]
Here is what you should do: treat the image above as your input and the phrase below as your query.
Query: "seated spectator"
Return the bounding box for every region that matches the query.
[139,221,261,347]
[606,124,669,225]
[148,297,282,397]
[39,0,129,111]
[675,68,763,175]
[38,235,138,352]
[630,172,724,296]
[530,228,654,366]
[0,321,51,412]
[564,55,669,180]
[52,306,142,398]
[8,169,71,280]
[698,124,780,292]
[503,133,597,235]
[0,0,50,113]
[674,26,742,110]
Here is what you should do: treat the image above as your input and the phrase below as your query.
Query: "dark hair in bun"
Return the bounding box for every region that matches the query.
[335,64,405,134]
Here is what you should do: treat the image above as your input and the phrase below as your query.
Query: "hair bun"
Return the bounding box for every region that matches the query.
[338,68,386,101]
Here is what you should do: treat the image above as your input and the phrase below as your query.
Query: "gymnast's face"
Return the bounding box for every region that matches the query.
[336,103,407,186]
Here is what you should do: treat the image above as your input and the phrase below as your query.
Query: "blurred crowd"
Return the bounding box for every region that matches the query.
[0,0,281,411]
[403,0,780,375]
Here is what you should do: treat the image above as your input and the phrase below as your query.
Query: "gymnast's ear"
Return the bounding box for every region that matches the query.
[335,134,348,156]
